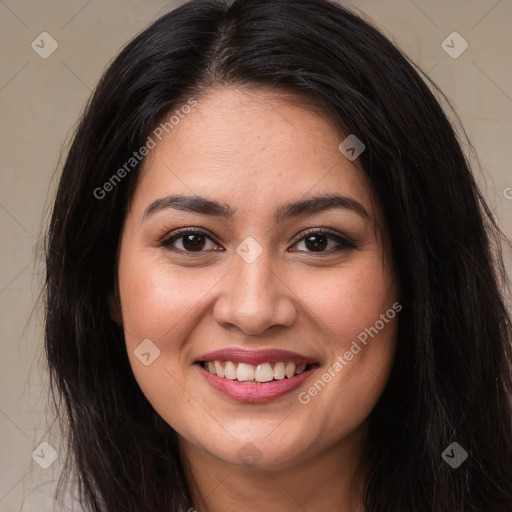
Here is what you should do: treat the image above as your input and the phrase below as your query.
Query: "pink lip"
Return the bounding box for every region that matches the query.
[195,363,318,403]
[196,347,318,366]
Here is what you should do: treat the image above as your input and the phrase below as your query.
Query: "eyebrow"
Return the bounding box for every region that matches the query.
[142,193,371,224]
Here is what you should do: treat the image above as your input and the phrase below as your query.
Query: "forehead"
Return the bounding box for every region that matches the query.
[133,86,378,223]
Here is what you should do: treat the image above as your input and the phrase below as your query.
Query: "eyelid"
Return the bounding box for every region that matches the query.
[289,227,357,249]
[160,227,223,248]
[160,226,357,253]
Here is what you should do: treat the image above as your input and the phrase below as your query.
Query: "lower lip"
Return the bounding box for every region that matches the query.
[195,363,318,403]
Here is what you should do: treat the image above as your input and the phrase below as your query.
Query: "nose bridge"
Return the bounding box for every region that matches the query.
[235,246,275,301]
[212,241,297,335]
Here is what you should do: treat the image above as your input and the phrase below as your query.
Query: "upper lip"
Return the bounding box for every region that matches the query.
[196,347,318,366]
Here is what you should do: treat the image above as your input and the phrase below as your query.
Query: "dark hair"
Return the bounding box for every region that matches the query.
[44,0,512,510]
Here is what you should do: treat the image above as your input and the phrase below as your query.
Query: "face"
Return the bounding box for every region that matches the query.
[115,86,399,470]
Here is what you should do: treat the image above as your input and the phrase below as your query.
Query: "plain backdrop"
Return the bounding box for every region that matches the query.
[0,1,511,510]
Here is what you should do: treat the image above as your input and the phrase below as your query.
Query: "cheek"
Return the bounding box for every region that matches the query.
[117,254,207,429]
[295,258,398,417]
[298,258,396,348]
[118,254,216,349]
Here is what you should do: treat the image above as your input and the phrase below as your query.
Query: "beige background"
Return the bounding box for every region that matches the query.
[0,0,511,510]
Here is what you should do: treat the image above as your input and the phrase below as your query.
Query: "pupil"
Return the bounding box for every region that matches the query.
[183,234,205,251]
[305,234,327,251]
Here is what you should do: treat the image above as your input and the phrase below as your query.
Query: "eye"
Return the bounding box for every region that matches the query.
[289,228,357,253]
[160,228,223,253]
[160,227,356,254]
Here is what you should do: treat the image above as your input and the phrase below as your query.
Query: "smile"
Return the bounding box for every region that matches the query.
[200,360,310,382]
[194,348,320,403]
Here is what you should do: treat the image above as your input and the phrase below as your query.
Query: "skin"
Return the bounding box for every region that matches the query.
[114,86,400,512]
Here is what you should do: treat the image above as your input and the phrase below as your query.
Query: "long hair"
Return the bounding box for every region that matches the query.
[44,0,512,510]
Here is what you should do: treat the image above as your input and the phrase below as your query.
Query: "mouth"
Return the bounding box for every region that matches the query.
[194,348,320,403]
[196,360,317,383]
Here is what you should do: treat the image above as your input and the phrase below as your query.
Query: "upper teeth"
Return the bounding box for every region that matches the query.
[204,360,308,382]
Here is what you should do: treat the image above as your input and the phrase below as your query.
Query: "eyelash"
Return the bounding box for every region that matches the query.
[159,227,357,254]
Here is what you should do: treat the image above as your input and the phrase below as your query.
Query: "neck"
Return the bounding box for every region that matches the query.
[179,424,368,512]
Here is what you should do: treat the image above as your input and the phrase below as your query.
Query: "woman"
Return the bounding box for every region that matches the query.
[44,0,512,510]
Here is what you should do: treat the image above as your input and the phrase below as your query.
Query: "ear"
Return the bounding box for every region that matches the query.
[108,281,123,327]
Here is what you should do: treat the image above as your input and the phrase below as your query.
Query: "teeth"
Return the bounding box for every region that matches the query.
[207,361,217,375]
[224,361,237,380]
[202,360,310,382]
[236,362,255,382]
[273,361,286,380]
[214,360,225,378]
[296,363,307,375]
[285,362,296,378]
[255,362,274,382]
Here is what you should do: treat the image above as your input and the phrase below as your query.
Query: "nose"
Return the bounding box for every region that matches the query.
[212,248,297,336]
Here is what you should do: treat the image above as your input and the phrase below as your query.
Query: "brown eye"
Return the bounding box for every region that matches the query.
[161,230,222,253]
[290,229,356,253]
[302,234,329,252]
